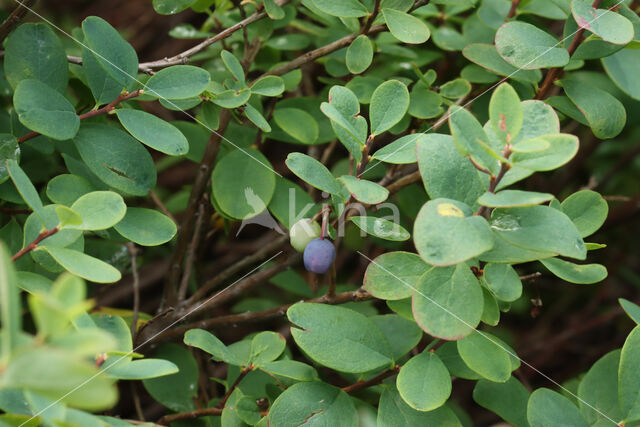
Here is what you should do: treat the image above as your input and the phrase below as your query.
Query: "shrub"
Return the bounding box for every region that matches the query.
[0,0,639,425]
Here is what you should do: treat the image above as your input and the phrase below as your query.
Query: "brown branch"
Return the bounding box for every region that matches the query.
[385,170,421,194]
[186,234,288,305]
[0,0,37,43]
[216,365,253,409]
[520,272,542,282]
[126,243,141,339]
[163,109,231,307]
[157,289,372,342]
[476,149,512,217]
[149,190,176,224]
[139,0,289,73]
[157,407,223,425]
[535,0,603,100]
[0,206,31,214]
[177,203,205,301]
[17,89,143,144]
[258,24,386,78]
[11,226,59,261]
[507,0,520,18]
[361,0,381,34]
[342,365,400,393]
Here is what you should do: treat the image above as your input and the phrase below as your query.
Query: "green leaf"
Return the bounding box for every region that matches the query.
[560,190,607,238]
[350,216,410,241]
[489,83,523,145]
[250,331,286,366]
[285,152,342,196]
[412,264,483,340]
[250,76,285,97]
[311,0,368,18]
[108,359,179,380]
[0,243,20,363]
[82,43,123,105]
[152,0,196,14]
[145,65,211,99]
[4,23,68,92]
[577,350,623,425]
[66,191,126,231]
[436,341,481,380]
[183,328,243,366]
[143,343,199,412]
[397,351,451,411]
[369,80,410,135]
[46,174,95,206]
[6,159,44,221]
[372,314,423,360]
[259,360,318,382]
[473,377,531,427]
[73,123,156,196]
[481,287,500,326]
[244,104,271,132]
[378,387,462,427]
[114,207,177,246]
[346,35,374,74]
[55,205,82,228]
[0,135,19,185]
[457,331,512,382]
[268,177,315,229]
[221,50,246,86]
[490,206,586,260]
[372,134,424,164]
[527,388,588,427]
[619,326,640,421]
[116,109,189,156]
[413,198,493,266]
[82,16,139,89]
[483,263,522,302]
[264,0,285,19]
[440,78,471,99]
[273,108,319,144]
[287,303,393,373]
[382,9,431,44]
[14,79,79,141]
[2,347,117,411]
[571,0,633,45]
[320,100,367,157]
[339,175,389,204]
[210,88,250,108]
[478,190,553,208]
[38,246,121,283]
[448,105,499,174]
[211,148,276,220]
[560,79,626,139]
[463,44,542,84]
[495,22,569,70]
[408,84,444,119]
[511,134,579,172]
[363,251,428,300]
[602,48,640,100]
[620,298,640,324]
[268,382,357,426]
[541,257,607,284]
[416,134,487,208]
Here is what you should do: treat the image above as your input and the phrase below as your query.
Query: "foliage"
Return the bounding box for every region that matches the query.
[0,0,639,425]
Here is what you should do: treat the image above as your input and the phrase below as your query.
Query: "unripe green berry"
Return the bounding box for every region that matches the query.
[289,219,321,252]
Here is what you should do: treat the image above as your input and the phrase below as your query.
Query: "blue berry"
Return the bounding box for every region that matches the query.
[303,238,336,274]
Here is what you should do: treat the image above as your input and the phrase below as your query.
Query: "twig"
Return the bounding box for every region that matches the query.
[139,0,289,73]
[507,0,520,18]
[357,135,376,177]
[186,234,288,305]
[177,203,205,301]
[468,156,492,176]
[157,407,223,425]
[163,110,231,307]
[130,382,145,422]
[476,149,512,217]
[536,0,603,100]
[17,89,143,143]
[361,0,381,34]
[216,365,253,409]
[385,170,421,194]
[126,243,141,339]
[0,206,31,214]
[0,0,37,43]
[519,272,542,282]
[149,190,176,224]
[341,365,400,393]
[257,24,386,78]
[11,226,59,261]
[157,289,372,342]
